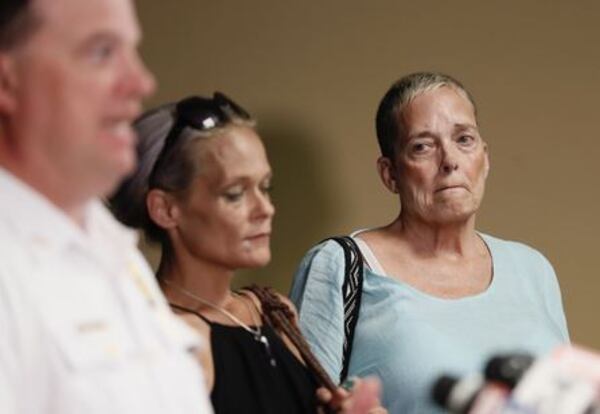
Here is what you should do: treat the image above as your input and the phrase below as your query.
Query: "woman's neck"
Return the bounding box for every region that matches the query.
[391,213,481,258]
[158,253,235,307]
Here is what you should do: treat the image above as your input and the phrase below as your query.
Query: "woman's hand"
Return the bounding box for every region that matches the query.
[316,377,387,414]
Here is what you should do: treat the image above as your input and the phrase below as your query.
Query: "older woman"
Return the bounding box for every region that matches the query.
[110,93,384,414]
[290,72,569,413]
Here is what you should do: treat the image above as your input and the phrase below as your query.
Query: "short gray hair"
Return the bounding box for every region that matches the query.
[375,72,477,159]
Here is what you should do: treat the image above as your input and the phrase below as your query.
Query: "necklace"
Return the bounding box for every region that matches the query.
[163,279,277,367]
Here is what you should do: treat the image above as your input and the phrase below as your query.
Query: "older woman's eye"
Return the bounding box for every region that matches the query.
[457,135,475,146]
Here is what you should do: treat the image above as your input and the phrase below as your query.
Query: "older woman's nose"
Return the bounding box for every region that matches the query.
[441,159,459,173]
[440,144,459,174]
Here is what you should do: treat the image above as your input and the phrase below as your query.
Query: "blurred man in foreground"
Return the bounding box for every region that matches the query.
[0,0,212,412]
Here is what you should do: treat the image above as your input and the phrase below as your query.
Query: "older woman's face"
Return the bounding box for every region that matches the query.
[392,86,489,224]
[172,126,274,270]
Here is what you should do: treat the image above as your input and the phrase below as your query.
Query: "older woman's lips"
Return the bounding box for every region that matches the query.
[435,186,466,193]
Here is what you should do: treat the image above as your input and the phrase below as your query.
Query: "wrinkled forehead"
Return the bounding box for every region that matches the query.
[400,84,475,117]
[396,85,477,138]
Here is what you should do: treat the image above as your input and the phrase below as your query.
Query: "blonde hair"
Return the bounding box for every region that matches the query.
[110,98,256,245]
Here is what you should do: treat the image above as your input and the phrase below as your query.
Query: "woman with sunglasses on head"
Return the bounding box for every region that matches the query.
[109,93,385,414]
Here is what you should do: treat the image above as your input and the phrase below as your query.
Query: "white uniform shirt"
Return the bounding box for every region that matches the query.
[0,168,213,414]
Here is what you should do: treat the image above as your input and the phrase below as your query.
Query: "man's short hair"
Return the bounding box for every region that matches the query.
[375,72,478,159]
[0,0,38,50]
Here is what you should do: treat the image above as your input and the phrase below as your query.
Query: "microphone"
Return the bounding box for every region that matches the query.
[496,347,600,414]
[432,374,509,414]
[484,353,535,389]
[432,345,600,413]
[432,374,483,413]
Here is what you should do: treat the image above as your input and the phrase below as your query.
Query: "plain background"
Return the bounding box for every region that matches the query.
[137,1,600,348]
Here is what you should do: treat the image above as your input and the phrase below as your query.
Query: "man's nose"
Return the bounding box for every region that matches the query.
[119,50,156,99]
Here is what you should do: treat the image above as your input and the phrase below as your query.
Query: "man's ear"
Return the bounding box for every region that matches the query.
[377,156,399,194]
[0,54,18,114]
[146,189,180,230]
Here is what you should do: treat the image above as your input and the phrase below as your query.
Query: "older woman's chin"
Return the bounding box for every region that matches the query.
[432,206,480,223]
[416,198,480,223]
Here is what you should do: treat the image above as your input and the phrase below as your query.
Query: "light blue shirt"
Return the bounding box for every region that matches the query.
[290,233,569,414]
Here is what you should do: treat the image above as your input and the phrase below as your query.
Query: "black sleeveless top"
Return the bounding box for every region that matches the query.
[173,305,320,414]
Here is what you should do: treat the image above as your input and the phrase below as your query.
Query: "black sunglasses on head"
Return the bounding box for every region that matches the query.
[148,92,251,185]
[173,92,251,132]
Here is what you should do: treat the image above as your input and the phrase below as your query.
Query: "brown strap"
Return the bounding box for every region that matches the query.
[244,284,338,393]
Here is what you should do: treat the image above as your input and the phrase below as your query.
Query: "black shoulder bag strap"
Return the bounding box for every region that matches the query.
[323,236,365,383]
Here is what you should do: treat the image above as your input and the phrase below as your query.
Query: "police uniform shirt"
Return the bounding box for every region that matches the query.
[0,168,213,414]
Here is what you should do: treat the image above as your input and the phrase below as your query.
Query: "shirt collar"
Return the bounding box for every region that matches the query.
[0,167,138,259]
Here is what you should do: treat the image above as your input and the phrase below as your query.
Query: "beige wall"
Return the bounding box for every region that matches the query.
[137,1,600,347]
